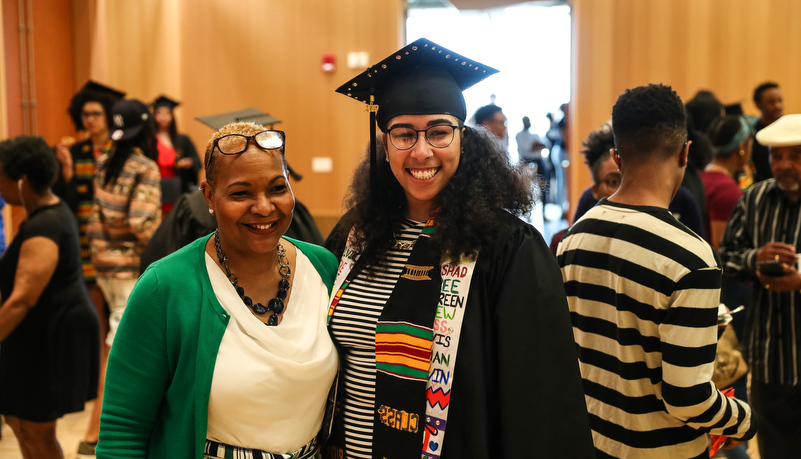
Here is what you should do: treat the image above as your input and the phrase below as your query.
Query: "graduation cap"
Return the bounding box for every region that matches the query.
[336,38,499,130]
[724,102,744,116]
[68,80,127,130]
[152,95,180,110]
[335,37,499,193]
[78,80,126,101]
[195,107,281,130]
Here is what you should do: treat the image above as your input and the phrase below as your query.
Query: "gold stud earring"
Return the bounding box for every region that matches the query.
[740,149,745,156]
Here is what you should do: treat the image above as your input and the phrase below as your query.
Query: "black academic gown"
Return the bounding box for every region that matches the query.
[326,212,595,458]
[172,134,202,194]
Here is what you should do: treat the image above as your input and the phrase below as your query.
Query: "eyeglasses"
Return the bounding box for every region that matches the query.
[387,125,459,150]
[81,111,104,119]
[207,130,285,167]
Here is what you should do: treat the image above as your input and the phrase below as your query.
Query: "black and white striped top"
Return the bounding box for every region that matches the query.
[328,219,424,459]
[720,178,801,386]
[558,199,755,459]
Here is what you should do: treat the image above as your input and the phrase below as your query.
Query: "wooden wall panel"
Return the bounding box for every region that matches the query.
[91,0,403,235]
[0,1,9,244]
[101,1,180,100]
[32,0,76,145]
[1,0,76,142]
[2,0,76,237]
[3,0,21,137]
[570,0,801,218]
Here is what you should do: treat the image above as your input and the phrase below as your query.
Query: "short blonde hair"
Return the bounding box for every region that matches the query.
[204,122,286,185]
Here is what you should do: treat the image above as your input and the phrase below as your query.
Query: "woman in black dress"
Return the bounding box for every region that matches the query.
[0,136,100,458]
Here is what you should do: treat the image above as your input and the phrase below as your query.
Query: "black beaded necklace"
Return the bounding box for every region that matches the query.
[213,230,291,326]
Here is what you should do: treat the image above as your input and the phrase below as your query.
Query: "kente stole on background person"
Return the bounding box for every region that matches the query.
[327,218,476,458]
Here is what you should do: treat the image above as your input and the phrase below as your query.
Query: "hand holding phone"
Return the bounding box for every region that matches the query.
[757,260,786,277]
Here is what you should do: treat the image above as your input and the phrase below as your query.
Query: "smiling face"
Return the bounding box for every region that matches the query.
[202,143,294,259]
[384,114,462,221]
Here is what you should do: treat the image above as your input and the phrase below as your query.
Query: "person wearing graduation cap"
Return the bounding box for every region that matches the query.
[53,81,124,321]
[51,81,124,458]
[56,82,125,202]
[324,38,594,459]
[152,95,201,214]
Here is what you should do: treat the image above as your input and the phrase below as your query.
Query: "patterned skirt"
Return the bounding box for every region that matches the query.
[204,437,319,459]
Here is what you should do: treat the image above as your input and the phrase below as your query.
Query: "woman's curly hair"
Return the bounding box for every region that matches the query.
[329,126,534,270]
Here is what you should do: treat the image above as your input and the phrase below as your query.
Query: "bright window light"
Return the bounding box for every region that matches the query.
[406,4,571,163]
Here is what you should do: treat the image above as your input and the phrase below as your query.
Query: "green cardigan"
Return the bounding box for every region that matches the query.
[96,234,339,459]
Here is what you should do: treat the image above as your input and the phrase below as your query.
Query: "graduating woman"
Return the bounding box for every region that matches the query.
[324,38,594,459]
[151,95,201,214]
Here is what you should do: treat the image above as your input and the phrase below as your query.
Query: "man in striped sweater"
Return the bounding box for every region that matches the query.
[557,84,756,459]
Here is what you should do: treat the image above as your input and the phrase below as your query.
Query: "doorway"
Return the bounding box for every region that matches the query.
[406,1,571,241]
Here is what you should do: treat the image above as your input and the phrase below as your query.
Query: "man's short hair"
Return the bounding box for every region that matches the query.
[611,84,687,163]
[753,81,779,106]
[474,105,503,126]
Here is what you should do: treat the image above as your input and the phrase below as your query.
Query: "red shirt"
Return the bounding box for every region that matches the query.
[700,169,742,245]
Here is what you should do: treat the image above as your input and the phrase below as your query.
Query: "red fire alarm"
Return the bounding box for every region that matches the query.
[322,54,336,73]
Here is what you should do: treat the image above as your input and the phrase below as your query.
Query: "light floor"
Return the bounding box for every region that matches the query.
[0,400,770,459]
[0,401,93,459]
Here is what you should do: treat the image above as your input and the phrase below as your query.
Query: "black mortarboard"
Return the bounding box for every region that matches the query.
[336,38,499,130]
[195,107,282,130]
[68,80,126,130]
[153,95,180,110]
[336,38,498,194]
[78,80,126,101]
[724,102,744,116]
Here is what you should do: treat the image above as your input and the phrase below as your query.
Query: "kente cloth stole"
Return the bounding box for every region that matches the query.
[327,219,476,459]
